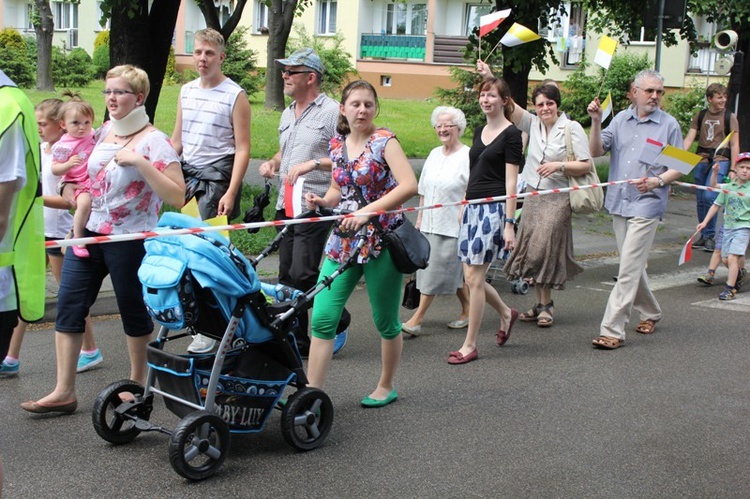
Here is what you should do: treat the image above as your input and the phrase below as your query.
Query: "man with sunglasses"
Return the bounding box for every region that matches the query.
[586,69,683,350]
[172,27,252,354]
[259,48,348,357]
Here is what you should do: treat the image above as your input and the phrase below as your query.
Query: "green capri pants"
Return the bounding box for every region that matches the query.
[311,248,403,340]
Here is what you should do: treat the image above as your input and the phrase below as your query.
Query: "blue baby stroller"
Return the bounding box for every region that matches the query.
[91,211,364,481]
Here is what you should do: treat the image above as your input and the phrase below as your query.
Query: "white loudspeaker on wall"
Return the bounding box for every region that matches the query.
[715,57,734,76]
[714,30,738,51]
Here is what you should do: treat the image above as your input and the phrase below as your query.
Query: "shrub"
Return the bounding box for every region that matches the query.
[287,25,358,96]
[663,84,706,136]
[94,30,109,49]
[434,66,484,132]
[52,46,95,87]
[223,26,262,96]
[92,44,110,78]
[0,29,34,87]
[181,68,199,83]
[163,46,180,85]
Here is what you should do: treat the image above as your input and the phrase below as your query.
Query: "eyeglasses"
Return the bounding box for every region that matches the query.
[281,69,313,76]
[636,87,665,96]
[102,89,136,96]
[435,124,457,130]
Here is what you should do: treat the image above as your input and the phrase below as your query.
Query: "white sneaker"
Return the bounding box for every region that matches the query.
[187,334,217,354]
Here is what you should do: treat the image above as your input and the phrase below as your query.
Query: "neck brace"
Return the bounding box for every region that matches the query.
[111,106,149,136]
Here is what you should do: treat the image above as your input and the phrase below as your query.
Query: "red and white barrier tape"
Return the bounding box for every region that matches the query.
[45,177,635,249]
[672,181,749,197]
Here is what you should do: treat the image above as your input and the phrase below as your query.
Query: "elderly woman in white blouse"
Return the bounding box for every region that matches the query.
[401,106,470,336]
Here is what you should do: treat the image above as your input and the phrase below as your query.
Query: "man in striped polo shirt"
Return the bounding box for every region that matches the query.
[172,28,251,354]
[259,48,348,357]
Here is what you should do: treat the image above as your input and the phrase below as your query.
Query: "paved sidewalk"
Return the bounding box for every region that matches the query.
[42,160,700,322]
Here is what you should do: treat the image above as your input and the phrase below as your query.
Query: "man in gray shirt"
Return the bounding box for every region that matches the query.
[259,49,347,356]
[587,69,684,349]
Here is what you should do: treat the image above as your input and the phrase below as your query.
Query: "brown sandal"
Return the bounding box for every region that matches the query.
[592,336,623,349]
[635,319,657,334]
[519,303,542,322]
[536,301,554,328]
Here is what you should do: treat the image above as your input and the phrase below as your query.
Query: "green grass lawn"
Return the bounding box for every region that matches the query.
[24,81,442,159]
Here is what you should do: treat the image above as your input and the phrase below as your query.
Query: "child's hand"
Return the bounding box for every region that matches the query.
[696,222,706,232]
[68,154,82,167]
[711,162,720,172]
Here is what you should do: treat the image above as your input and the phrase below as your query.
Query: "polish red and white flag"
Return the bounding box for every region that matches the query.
[479,9,512,37]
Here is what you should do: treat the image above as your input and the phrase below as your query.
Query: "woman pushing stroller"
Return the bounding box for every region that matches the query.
[305,80,417,408]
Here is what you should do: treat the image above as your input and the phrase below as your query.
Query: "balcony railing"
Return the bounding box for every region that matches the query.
[360,34,426,61]
[686,44,721,75]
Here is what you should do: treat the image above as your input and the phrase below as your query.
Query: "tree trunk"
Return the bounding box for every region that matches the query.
[109,0,180,121]
[264,0,298,111]
[145,0,181,120]
[502,61,531,110]
[34,0,54,91]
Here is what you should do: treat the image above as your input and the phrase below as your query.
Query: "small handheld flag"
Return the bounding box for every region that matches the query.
[715,131,734,157]
[594,36,618,69]
[656,146,703,174]
[678,231,700,266]
[601,92,613,122]
[479,9,511,37]
[500,23,541,47]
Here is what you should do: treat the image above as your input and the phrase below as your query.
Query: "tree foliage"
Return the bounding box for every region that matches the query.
[222,26,262,96]
[0,29,35,88]
[287,24,357,96]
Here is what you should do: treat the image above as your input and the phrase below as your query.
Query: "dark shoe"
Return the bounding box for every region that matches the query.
[697,271,715,286]
[736,268,747,291]
[496,309,519,346]
[447,349,478,365]
[361,389,398,408]
[21,399,77,414]
[703,238,715,252]
[691,236,706,248]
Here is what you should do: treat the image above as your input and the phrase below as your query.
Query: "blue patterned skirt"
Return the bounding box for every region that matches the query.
[458,202,504,265]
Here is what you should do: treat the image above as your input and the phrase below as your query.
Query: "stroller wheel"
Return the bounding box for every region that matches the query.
[92,379,148,445]
[281,387,334,452]
[169,411,230,481]
[518,280,530,295]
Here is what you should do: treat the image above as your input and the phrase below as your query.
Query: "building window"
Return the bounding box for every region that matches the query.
[381,75,392,87]
[255,1,269,34]
[465,3,493,36]
[25,4,35,31]
[317,0,337,35]
[52,1,78,31]
[625,26,656,44]
[384,3,427,35]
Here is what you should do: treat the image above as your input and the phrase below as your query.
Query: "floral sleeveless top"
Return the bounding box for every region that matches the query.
[324,128,404,264]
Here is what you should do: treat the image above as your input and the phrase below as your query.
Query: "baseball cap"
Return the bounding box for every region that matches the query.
[274,48,324,74]
[736,152,750,164]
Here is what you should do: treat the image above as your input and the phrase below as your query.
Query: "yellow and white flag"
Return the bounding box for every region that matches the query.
[594,36,618,69]
[656,145,703,174]
[601,92,613,122]
[500,23,541,47]
[715,130,734,156]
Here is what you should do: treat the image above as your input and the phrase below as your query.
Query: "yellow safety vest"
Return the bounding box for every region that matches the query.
[0,85,44,322]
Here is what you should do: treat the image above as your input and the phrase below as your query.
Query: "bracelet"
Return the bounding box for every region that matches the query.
[505,218,516,225]
[313,159,322,170]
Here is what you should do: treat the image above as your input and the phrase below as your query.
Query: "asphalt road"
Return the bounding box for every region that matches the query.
[3,243,750,497]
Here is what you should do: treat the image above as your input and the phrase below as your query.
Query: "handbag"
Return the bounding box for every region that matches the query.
[565,123,604,214]
[401,277,420,309]
[350,184,430,274]
[381,216,431,274]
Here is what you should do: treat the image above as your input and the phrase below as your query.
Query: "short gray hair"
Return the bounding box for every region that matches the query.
[634,69,664,87]
[430,106,467,137]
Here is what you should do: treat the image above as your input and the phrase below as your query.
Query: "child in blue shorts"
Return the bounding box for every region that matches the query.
[697,152,750,300]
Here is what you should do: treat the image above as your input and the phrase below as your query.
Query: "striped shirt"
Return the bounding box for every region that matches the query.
[179,78,244,167]
[275,93,339,210]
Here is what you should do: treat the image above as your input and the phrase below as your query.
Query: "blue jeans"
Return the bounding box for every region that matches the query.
[694,159,730,239]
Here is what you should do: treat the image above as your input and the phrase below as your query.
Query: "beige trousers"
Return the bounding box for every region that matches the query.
[600,215,662,340]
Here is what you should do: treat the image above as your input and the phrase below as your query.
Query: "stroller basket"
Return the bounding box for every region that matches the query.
[147,343,293,431]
